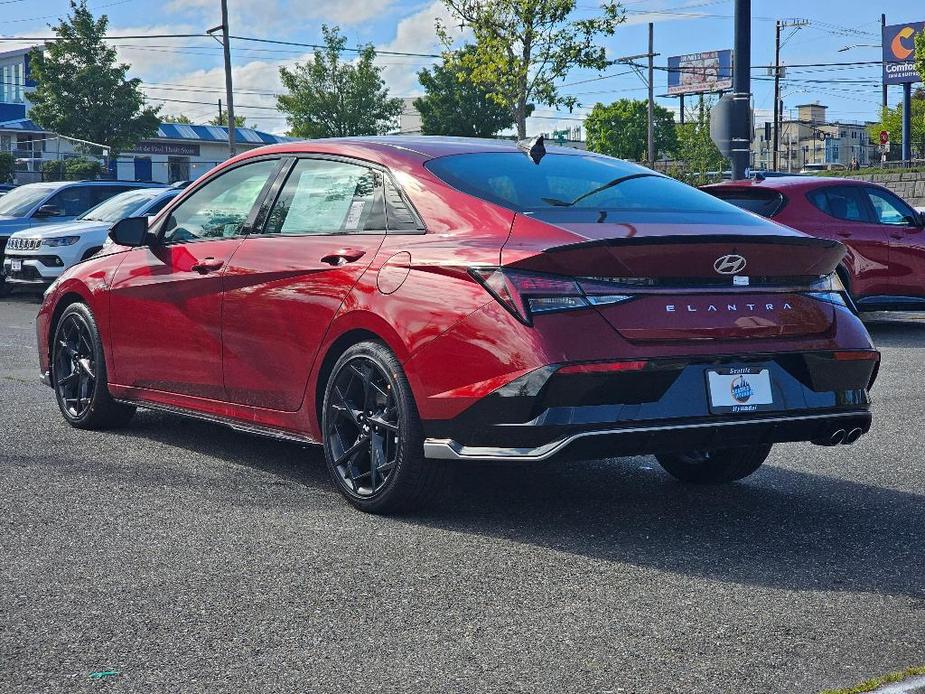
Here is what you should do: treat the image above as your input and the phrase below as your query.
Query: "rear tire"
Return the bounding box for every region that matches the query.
[655,444,771,483]
[321,341,447,514]
[51,302,136,429]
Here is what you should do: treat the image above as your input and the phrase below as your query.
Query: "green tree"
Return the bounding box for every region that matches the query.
[162,114,194,124]
[0,151,13,184]
[28,0,160,156]
[673,105,727,184]
[439,0,624,139]
[414,45,528,137]
[209,113,251,128]
[277,25,403,138]
[584,99,676,162]
[869,94,925,161]
[41,157,102,181]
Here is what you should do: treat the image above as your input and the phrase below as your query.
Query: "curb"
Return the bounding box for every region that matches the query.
[870,675,925,694]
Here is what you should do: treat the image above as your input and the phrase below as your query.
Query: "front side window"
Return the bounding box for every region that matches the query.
[806,186,868,223]
[44,186,97,217]
[866,187,917,226]
[162,159,278,243]
[263,159,384,235]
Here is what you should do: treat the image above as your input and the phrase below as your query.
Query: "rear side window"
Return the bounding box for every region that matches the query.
[806,186,869,223]
[426,152,741,215]
[705,189,785,218]
[263,159,385,235]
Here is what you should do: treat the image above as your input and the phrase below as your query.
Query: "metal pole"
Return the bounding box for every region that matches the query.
[881,14,888,112]
[731,0,751,180]
[218,99,223,124]
[772,20,780,171]
[679,94,685,125]
[647,22,655,168]
[220,0,236,157]
[902,81,912,164]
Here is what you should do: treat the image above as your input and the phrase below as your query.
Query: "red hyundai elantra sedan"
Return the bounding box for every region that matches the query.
[36,137,879,512]
[704,176,925,312]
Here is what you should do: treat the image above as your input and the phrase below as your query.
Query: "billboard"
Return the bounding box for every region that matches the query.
[882,21,924,85]
[667,50,733,95]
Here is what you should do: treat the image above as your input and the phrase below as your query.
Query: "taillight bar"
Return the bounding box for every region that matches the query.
[557,360,648,375]
[470,267,633,325]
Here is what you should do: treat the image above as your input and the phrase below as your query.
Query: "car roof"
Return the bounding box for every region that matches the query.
[229,135,595,168]
[704,175,870,192]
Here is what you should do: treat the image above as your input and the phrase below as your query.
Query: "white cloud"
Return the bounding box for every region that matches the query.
[378,0,468,97]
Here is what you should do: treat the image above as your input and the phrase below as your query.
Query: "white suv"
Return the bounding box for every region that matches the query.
[3,187,179,288]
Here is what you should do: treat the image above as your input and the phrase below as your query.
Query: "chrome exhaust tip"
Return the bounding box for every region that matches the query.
[843,427,864,444]
[830,429,847,445]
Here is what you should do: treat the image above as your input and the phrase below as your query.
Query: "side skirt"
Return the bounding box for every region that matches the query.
[115,398,319,446]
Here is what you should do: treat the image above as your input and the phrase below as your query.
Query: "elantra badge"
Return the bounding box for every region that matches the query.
[714,254,747,275]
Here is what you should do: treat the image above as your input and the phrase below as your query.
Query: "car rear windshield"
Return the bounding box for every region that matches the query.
[425,152,745,216]
[704,188,786,218]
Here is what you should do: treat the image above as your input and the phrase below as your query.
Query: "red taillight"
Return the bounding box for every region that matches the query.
[557,360,648,375]
[833,351,880,361]
[470,268,633,324]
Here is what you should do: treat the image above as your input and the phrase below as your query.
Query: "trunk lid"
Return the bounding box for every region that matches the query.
[502,212,844,342]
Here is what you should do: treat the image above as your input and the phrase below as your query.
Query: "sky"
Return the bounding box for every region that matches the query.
[0,0,918,135]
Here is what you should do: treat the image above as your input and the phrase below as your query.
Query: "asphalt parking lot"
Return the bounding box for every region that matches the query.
[0,291,922,694]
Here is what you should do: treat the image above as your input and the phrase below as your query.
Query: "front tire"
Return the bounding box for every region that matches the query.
[321,341,446,514]
[655,444,771,483]
[51,303,136,429]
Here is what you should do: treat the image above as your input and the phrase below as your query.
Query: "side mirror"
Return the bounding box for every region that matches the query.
[108,216,150,247]
[34,204,64,218]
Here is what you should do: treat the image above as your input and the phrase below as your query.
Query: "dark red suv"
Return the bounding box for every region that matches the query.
[37,137,879,513]
[704,176,925,312]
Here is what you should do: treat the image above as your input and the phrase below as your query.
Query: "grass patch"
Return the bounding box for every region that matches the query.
[821,666,925,694]
[816,167,925,177]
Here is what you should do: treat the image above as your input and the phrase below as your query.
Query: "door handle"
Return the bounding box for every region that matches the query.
[320,249,366,266]
[190,257,224,274]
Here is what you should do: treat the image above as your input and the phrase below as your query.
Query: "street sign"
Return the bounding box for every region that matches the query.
[879,130,890,145]
[882,21,924,85]
[710,93,753,157]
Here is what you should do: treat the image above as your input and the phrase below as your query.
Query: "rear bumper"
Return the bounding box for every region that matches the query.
[423,410,871,461]
[420,351,878,462]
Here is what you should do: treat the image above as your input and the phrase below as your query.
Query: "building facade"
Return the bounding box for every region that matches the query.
[0,46,290,185]
[752,103,875,171]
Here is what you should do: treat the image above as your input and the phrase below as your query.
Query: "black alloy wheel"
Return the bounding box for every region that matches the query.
[54,311,98,419]
[51,303,135,429]
[326,354,401,498]
[322,341,447,513]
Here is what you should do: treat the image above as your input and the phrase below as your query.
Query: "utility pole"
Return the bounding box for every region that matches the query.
[647,22,655,168]
[208,0,236,157]
[881,13,888,111]
[773,21,781,171]
[730,0,751,180]
[772,18,808,171]
[218,99,223,124]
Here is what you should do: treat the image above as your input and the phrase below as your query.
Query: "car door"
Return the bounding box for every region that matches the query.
[802,184,893,298]
[221,156,388,411]
[863,185,925,299]
[108,158,281,399]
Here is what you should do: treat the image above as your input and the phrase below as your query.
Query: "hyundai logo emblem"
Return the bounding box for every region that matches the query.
[714,254,747,275]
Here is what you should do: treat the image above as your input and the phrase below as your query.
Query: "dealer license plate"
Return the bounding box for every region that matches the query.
[11,259,22,272]
[706,368,773,413]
